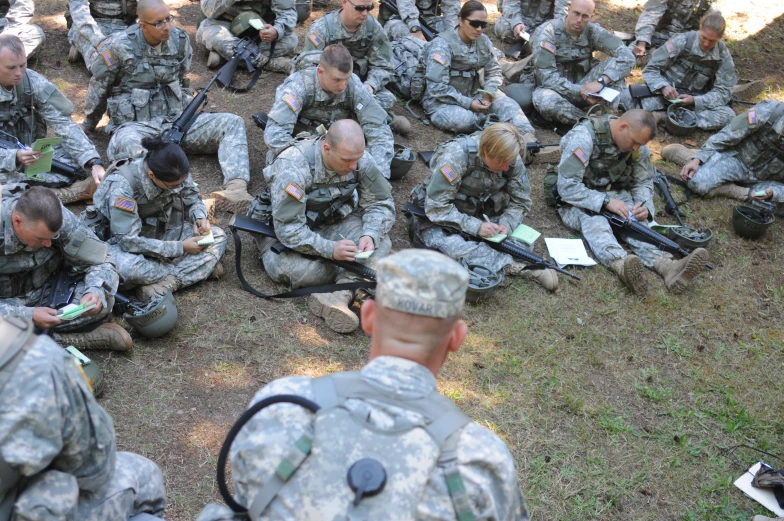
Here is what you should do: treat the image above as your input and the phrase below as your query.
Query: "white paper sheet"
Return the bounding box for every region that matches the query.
[586,87,620,103]
[733,462,784,517]
[544,238,597,267]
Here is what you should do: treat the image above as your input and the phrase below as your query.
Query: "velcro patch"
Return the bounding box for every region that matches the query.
[114,196,136,213]
[572,147,589,164]
[440,164,458,183]
[664,40,675,55]
[283,94,300,112]
[101,49,116,67]
[284,182,304,200]
[542,41,556,54]
[748,110,758,126]
[308,33,322,47]
[356,102,364,111]
[432,52,446,65]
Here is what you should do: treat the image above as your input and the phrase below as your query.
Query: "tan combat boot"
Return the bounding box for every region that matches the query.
[733,80,766,100]
[390,115,411,136]
[53,322,133,351]
[653,248,708,294]
[208,260,224,280]
[207,51,222,69]
[661,144,697,167]
[136,274,179,301]
[211,179,254,214]
[610,255,648,296]
[68,45,80,64]
[705,183,750,201]
[507,263,558,292]
[51,177,96,205]
[308,290,359,333]
[652,110,667,127]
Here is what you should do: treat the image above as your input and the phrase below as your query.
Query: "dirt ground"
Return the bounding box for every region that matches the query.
[27,0,784,519]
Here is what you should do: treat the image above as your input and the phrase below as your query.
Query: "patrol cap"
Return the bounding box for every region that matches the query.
[374,249,469,318]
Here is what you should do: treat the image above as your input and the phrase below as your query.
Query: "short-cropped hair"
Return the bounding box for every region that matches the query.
[319,44,353,74]
[14,187,63,233]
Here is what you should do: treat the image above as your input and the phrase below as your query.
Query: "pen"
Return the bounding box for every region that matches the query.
[482,214,491,222]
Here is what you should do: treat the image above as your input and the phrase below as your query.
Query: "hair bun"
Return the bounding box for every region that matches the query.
[141,136,167,152]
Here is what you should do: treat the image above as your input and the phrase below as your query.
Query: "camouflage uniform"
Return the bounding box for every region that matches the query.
[494,0,569,44]
[0,70,100,188]
[388,34,425,99]
[529,18,635,126]
[408,131,532,276]
[632,0,715,62]
[196,0,299,64]
[688,101,784,202]
[0,0,45,57]
[92,158,227,289]
[0,325,166,521]
[556,115,666,267]
[264,68,394,178]
[302,11,396,110]
[66,0,137,68]
[377,0,458,42]
[84,25,251,185]
[619,30,736,130]
[421,29,535,135]
[0,185,119,332]
[254,136,394,288]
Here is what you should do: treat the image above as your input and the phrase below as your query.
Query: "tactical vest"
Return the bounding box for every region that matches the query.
[658,0,712,37]
[581,115,634,190]
[104,159,187,239]
[107,26,189,126]
[218,0,275,24]
[436,30,493,96]
[298,68,358,128]
[413,135,510,217]
[244,371,476,521]
[665,31,723,94]
[549,18,594,84]
[735,104,784,179]
[0,72,47,147]
[323,12,378,78]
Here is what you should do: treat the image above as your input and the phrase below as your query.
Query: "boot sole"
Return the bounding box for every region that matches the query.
[212,195,251,215]
[534,147,561,164]
[307,296,359,334]
[733,80,766,101]
[622,256,648,297]
[667,249,708,294]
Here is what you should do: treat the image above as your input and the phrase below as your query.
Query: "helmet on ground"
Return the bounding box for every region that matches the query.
[463,263,503,303]
[668,226,713,249]
[79,360,105,397]
[732,203,775,239]
[296,0,312,23]
[502,83,533,114]
[124,290,178,338]
[231,12,264,38]
[390,144,415,180]
[665,105,697,136]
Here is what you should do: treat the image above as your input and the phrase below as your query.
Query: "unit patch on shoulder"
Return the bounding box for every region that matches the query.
[664,40,675,55]
[308,33,322,47]
[101,49,116,67]
[432,52,446,65]
[542,41,556,54]
[748,110,758,126]
[440,164,458,183]
[572,147,589,164]
[284,182,304,200]
[114,196,136,213]
[283,94,300,112]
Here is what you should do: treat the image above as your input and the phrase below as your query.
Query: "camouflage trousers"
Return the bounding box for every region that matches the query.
[374,88,396,111]
[0,23,45,58]
[106,114,251,184]
[383,15,449,42]
[558,192,666,267]
[688,151,784,202]
[619,89,735,131]
[68,16,128,68]
[13,452,166,521]
[195,18,298,64]
[0,145,83,188]
[427,93,535,135]
[532,59,628,126]
[256,214,391,288]
[110,225,227,288]
[493,16,545,45]
[0,277,114,333]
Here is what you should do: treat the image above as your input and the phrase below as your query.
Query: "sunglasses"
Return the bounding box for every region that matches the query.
[141,15,175,29]
[346,0,375,11]
[465,19,488,29]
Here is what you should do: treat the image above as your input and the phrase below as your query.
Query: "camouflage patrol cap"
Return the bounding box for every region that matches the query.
[375,249,469,318]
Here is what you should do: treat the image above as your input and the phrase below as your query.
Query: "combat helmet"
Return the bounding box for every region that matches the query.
[502,83,533,114]
[665,105,697,136]
[390,144,415,180]
[231,11,264,38]
[732,201,775,239]
[123,290,179,338]
[296,0,312,23]
[668,226,713,249]
[463,263,503,303]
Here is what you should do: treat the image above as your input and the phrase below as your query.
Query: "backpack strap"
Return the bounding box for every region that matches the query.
[325,12,336,43]
[12,71,35,146]
[438,431,476,521]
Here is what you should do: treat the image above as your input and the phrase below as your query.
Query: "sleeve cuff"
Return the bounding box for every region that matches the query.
[273,24,285,38]
[362,230,381,247]
[693,95,705,112]
[464,216,482,236]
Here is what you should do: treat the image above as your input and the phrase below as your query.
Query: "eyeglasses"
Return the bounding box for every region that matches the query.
[346,0,375,12]
[465,19,488,29]
[141,15,175,29]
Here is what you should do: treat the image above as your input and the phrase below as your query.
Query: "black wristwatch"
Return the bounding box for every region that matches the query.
[597,76,607,88]
[410,25,421,33]
[85,158,104,169]
[602,194,611,208]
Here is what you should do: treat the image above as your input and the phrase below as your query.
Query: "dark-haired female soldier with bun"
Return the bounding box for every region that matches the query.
[92,137,227,301]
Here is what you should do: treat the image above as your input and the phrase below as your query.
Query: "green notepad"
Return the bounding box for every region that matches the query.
[58,302,96,321]
[25,137,62,177]
[197,230,215,246]
[485,233,507,243]
[649,220,680,234]
[667,98,684,104]
[65,346,92,366]
[510,224,541,245]
[355,250,374,259]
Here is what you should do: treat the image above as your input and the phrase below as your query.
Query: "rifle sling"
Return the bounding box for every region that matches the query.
[225,41,277,94]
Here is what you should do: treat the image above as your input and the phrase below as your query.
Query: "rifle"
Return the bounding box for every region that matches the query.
[653,170,687,227]
[629,83,755,106]
[40,268,81,310]
[0,135,81,179]
[379,0,437,41]
[417,142,560,166]
[402,202,581,280]
[229,213,377,299]
[113,292,147,315]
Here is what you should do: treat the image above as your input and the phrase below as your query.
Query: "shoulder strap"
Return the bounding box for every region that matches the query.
[438,430,476,521]
[685,30,697,54]
[767,103,784,128]
[325,12,336,43]
[364,15,375,39]
[590,116,610,148]
[177,29,188,58]
[13,71,35,145]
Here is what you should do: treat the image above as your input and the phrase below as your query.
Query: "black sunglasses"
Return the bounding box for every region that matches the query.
[465,19,488,29]
[346,0,375,11]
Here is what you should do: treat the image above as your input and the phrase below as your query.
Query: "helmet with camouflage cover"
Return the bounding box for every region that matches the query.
[732,203,775,239]
[463,263,503,303]
[668,226,713,249]
[231,11,264,38]
[390,144,415,180]
[502,83,533,114]
[665,105,697,136]
[123,290,179,338]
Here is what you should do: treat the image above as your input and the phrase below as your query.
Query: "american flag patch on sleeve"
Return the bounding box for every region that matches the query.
[308,33,322,47]
[440,164,458,183]
[114,196,136,213]
[573,147,589,164]
[283,94,300,112]
[748,110,758,126]
[101,49,116,67]
[542,41,556,53]
[284,182,304,200]
[664,41,675,54]
[432,52,446,65]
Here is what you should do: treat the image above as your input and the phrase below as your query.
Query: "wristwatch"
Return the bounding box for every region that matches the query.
[85,158,104,169]
[602,194,611,208]
[597,76,607,88]
[410,25,421,33]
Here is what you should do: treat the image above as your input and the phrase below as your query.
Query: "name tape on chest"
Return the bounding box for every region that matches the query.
[572,147,589,165]
[440,164,458,183]
[114,196,137,213]
[284,182,305,200]
[664,40,675,55]
[101,49,117,67]
[308,33,322,47]
[748,110,758,126]
[283,94,301,112]
[432,52,447,65]
[542,41,556,54]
